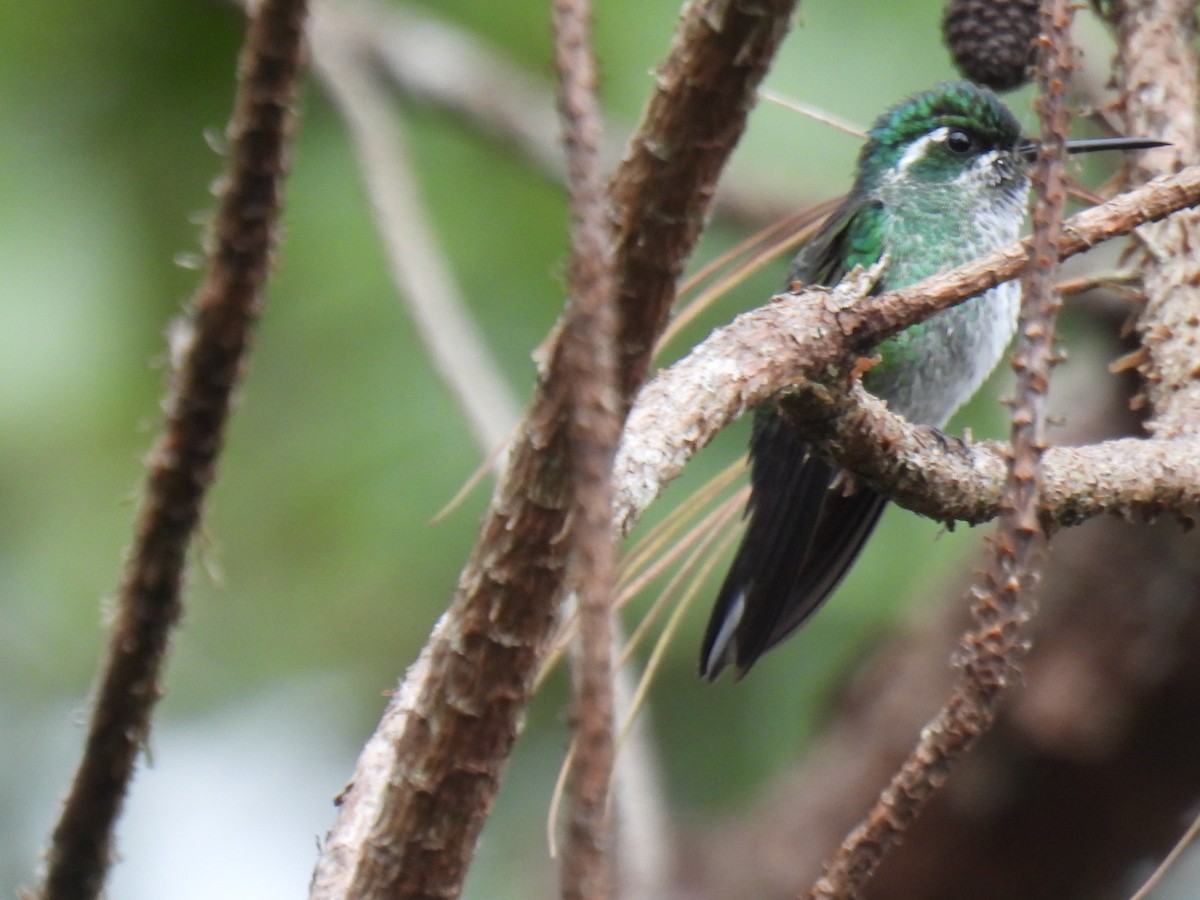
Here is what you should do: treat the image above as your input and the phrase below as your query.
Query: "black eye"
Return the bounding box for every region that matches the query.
[946,129,975,154]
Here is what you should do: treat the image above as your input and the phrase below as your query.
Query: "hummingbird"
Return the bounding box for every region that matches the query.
[700,81,1165,681]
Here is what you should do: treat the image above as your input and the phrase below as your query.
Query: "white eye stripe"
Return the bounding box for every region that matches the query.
[895,126,949,173]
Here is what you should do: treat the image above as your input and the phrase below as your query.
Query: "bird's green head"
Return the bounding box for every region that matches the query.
[854,81,1025,197]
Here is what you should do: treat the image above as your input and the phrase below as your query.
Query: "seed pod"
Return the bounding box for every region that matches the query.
[943,0,1041,92]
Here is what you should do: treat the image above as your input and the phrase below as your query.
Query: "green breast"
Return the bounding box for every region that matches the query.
[862,186,1024,426]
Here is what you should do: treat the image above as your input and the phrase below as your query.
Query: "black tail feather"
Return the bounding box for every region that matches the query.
[700,409,888,680]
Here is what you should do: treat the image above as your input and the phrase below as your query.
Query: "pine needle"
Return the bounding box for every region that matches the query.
[619,457,745,590]
[428,427,513,523]
[616,527,741,751]
[1129,807,1200,900]
[547,501,744,858]
[659,201,840,355]
[757,88,867,138]
[535,462,746,692]
[618,489,746,668]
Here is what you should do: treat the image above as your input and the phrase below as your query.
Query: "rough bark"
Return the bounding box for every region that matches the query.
[681,288,1200,898]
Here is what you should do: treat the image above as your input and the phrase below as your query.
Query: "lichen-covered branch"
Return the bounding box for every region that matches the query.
[613,164,1200,536]
[782,383,1200,527]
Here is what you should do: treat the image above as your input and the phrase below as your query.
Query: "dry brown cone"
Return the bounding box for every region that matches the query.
[943,0,1041,91]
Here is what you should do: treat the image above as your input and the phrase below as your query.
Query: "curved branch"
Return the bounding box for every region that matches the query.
[779,384,1200,527]
[812,5,1078,888]
[613,164,1200,535]
[312,15,521,454]
[305,0,803,227]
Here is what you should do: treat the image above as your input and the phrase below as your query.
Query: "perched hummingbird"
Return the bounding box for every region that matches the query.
[700,81,1164,681]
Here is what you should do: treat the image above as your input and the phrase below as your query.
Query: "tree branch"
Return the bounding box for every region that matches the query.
[551,0,621,894]
[301,0,674,889]
[613,164,1200,537]
[1115,0,1200,439]
[809,3,1077,892]
[300,0,804,228]
[307,1,799,896]
[781,383,1200,527]
[39,1,308,896]
[608,0,799,402]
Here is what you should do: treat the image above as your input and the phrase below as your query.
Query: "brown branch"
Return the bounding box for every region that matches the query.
[316,11,672,886]
[677,300,1193,899]
[608,0,799,402]
[686,493,1200,899]
[38,1,308,897]
[301,0,673,888]
[1115,0,1200,438]
[807,5,1077,894]
[781,384,1200,527]
[551,0,621,895]
[307,1,798,896]
[613,164,1200,537]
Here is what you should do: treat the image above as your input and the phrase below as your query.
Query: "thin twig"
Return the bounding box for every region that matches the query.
[305,0,676,887]
[299,0,804,228]
[1129,806,1200,900]
[317,0,590,178]
[551,0,621,893]
[312,11,520,453]
[808,4,1077,894]
[39,1,308,897]
[1055,268,1139,296]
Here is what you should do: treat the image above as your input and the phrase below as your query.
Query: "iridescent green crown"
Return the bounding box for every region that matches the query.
[855,81,1021,185]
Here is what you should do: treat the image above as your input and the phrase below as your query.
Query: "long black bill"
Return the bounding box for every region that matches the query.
[1018,136,1170,162]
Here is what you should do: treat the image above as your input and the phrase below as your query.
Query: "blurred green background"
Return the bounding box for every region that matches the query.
[0,1,1137,896]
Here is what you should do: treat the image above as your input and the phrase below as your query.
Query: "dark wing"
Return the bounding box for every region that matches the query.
[787,197,884,288]
[700,410,888,679]
[700,199,888,681]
